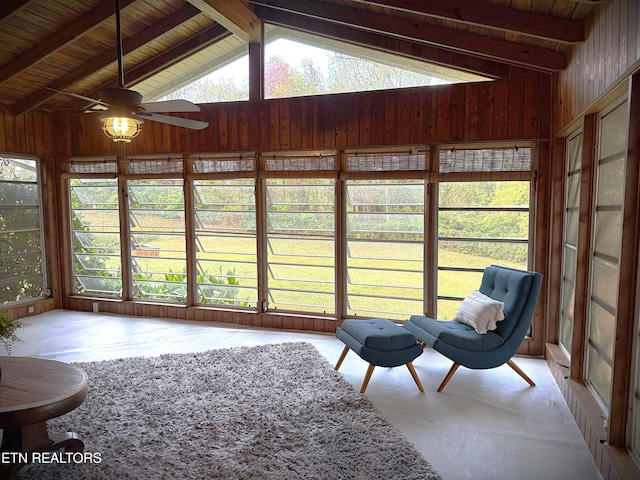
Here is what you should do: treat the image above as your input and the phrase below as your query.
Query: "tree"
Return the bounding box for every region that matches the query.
[162,44,444,103]
[0,159,44,304]
[297,58,325,95]
[161,75,248,103]
[264,55,324,98]
[326,54,437,93]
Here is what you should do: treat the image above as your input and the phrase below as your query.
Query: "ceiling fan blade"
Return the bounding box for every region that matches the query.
[138,112,209,130]
[85,106,109,113]
[45,87,110,107]
[139,99,201,113]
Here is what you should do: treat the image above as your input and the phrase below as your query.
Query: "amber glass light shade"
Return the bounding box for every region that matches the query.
[100,116,143,143]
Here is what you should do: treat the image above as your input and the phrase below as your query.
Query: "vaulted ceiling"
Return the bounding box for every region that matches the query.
[0,0,598,115]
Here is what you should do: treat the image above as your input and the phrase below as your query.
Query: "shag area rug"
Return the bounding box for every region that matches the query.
[19,342,440,480]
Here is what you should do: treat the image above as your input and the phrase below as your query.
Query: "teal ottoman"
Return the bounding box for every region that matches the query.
[334,318,424,394]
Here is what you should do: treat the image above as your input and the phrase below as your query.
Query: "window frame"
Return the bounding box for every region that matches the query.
[344,178,426,320]
[433,144,536,320]
[584,97,629,412]
[435,180,532,319]
[193,178,258,309]
[558,129,584,357]
[69,177,123,298]
[0,155,48,306]
[264,177,337,315]
[59,143,538,345]
[127,177,188,303]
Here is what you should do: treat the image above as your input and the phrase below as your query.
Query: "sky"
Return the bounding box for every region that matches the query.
[206,38,333,84]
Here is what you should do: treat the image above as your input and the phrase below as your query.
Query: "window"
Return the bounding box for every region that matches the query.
[264,35,448,99]
[559,132,583,355]
[585,99,628,409]
[435,146,533,320]
[128,179,187,302]
[70,178,122,297]
[437,181,530,319]
[0,157,47,304]
[155,55,250,104]
[345,179,424,319]
[265,178,335,314]
[61,145,535,327]
[194,179,257,308]
[152,26,488,104]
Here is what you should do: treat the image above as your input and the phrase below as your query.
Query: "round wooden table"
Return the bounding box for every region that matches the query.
[0,356,88,479]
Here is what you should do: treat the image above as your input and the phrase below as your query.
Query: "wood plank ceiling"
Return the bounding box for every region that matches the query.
[0,0,598,115]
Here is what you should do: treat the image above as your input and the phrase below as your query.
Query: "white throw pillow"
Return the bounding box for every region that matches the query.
[454,290,505,334]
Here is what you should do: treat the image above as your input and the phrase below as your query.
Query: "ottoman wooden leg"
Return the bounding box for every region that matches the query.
[360,364,376,394]
[406,362,424,392]
[334,346,350,371]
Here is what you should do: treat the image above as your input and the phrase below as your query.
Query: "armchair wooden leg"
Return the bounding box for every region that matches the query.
[437,363,460,392]
[406,362,424,392]
[334,346,350,371]
[507,359,535,386]
[360,364,375,394]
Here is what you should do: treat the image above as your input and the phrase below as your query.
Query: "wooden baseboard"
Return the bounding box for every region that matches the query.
[546,343,640,480]
[5,298,56,320]
[62,296,338,333]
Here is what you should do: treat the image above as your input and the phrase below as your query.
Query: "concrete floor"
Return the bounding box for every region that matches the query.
[12,310,602,480]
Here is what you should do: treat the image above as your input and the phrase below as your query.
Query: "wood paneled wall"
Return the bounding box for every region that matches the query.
[63,297,339,334]
[555,0,640,133]
[53,67,551,157]
[46,67,553,348]
[551,2,640,479]
[0,105,59,321]
[545,344,638,480]
[0,104,53,157]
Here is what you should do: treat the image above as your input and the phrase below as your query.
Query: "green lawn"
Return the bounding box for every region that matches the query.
[123,233,525,321]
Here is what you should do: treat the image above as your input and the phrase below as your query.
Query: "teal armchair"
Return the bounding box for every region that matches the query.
[403,265,543,392]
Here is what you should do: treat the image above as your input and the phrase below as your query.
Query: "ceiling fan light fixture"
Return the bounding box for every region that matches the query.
[100,115,143,143]
[50,0,206,143]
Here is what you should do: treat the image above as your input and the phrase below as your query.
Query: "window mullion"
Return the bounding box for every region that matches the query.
[256,178,268,313]
[425,179,436,317]
[119,176,132,301]
[184,177,197,306]
[336,177,346,320]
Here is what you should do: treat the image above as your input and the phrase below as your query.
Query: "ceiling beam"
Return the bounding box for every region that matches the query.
[347,0,584,44]
[257,8,508,79]
[13,4,203,113]
[0,0,137,87]
[0,0,32,23]
[187,0,262,42]
[60,24,231,110]
[125,24,231,86]
[252,0,566,71]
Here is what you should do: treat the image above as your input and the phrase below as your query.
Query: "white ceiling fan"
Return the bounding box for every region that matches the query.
[49,0,208,142]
